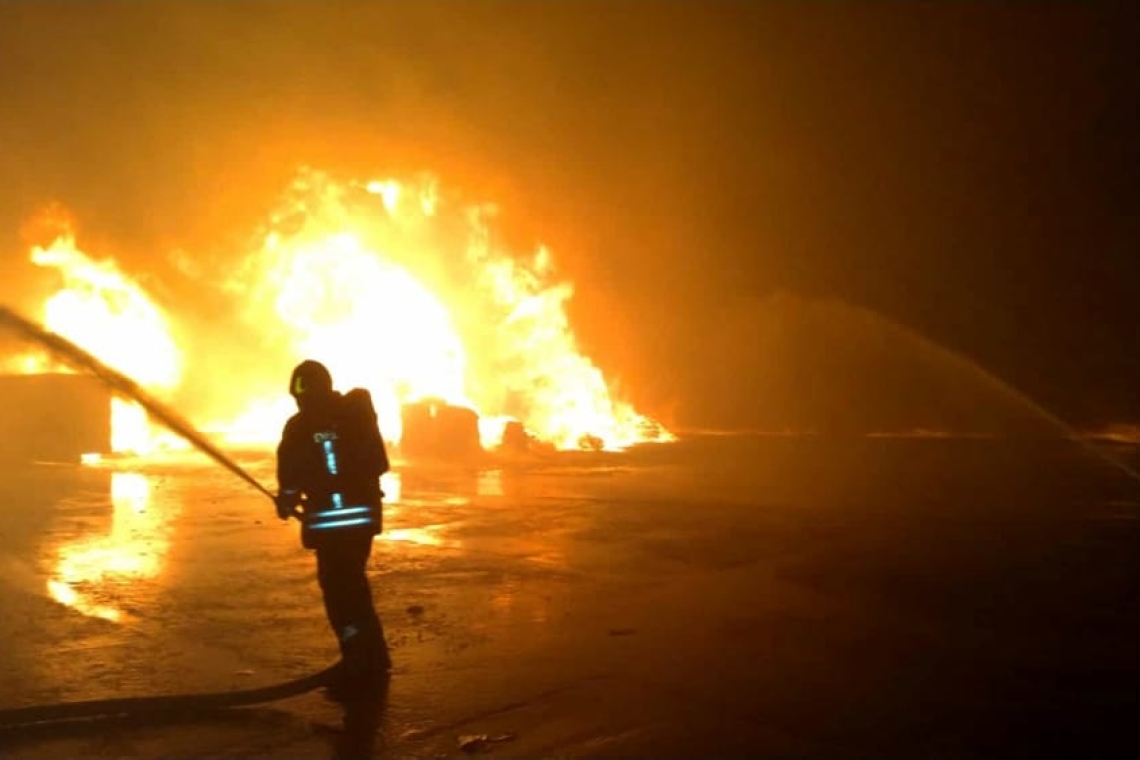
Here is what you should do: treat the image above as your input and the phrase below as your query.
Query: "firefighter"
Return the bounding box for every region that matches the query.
[275,360,392,695]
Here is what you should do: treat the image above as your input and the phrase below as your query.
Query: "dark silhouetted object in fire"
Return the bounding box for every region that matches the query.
[500,420,531,453]
[275,359,392,697]
[399,397,482,460]
[0,373,110,462]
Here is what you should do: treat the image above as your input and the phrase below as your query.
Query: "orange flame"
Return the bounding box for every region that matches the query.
[18,234,184,454]
[10,170,671,454]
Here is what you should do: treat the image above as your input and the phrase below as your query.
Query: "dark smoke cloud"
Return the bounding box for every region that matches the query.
[2,1,1138,431]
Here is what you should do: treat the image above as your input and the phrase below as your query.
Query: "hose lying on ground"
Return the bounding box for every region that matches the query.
[0,663,339,728]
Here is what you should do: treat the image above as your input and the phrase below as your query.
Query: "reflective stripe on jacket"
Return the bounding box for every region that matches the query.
[302,430,379,532]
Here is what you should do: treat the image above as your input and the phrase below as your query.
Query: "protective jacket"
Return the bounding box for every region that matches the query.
[277,388,389,549]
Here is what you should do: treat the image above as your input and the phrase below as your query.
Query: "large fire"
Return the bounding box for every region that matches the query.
[9,170,670,454]
[13,235,185,454]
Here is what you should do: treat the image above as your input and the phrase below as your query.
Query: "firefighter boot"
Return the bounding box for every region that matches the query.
[327,624,389,700]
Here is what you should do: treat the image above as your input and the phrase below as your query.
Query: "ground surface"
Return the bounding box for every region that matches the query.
[0,435,1137,757]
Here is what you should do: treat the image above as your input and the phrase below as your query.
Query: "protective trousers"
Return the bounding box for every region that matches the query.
[315,533,390,675]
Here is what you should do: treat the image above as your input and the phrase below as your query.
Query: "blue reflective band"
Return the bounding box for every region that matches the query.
[310,506,372,518]
[322,439,339,475]
[331,492,344,509]
[310,517,374,530]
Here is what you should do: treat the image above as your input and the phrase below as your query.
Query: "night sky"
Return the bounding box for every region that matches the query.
[1,2,1137,432]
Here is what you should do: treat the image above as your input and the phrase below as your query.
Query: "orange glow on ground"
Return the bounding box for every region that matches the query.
[47,472,171,622]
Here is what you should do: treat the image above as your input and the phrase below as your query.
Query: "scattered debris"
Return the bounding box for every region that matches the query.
[458,733,517,753]
[608,628,636,636]
[407,604,425,616]
[578,433,605,451]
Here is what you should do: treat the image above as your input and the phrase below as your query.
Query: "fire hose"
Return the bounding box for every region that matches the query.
[0,306,339,727]
[0,305,278,501]
[0,663,339,730]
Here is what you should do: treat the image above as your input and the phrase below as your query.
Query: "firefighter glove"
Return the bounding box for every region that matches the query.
[276,489,302,521]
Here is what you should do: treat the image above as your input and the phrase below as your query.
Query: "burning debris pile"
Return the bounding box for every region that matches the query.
[2,170,671,458]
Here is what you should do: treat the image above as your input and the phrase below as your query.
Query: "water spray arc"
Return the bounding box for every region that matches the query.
[882,306,1140,487]
[765,295,1140,488]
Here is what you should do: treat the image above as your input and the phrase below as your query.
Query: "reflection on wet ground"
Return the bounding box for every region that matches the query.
[477,468,503,497]
[379,526,452,548]
[1,437,1138,757]
[46,472,172,623]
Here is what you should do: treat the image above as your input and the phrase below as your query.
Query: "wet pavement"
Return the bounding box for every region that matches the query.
[1,436,1138,757]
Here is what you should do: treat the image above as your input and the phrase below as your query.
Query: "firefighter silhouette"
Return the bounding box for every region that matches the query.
[275,360,391,695]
